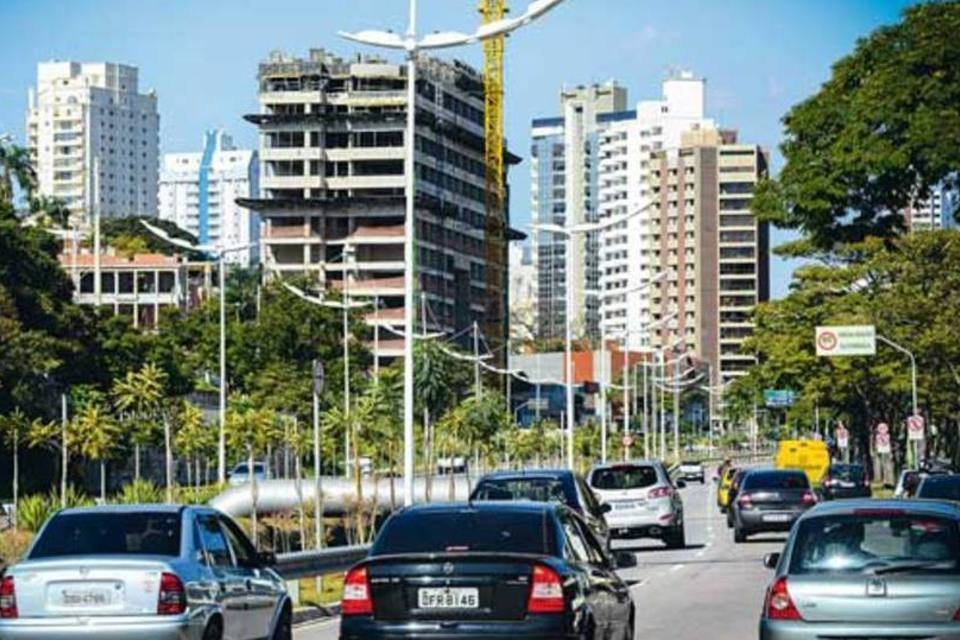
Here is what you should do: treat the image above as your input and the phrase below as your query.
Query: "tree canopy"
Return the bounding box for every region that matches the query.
[754,1,960,252]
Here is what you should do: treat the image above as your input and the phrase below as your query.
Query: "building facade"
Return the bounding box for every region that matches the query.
[903,185,952,231]
[242,48,517,361]
[508,242,537,342]
[27,61,159,222]
[159,130,260,265]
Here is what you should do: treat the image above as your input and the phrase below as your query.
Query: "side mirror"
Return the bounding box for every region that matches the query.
[763,552,780,570]
[257,551,277,567]
[600,503,613,515]
[613,551,637,569]
[676,479,687,489]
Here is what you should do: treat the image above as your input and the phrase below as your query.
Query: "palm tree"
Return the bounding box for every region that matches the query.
[70,404,121,501]
[29,195,72,228]
[0,141,36,206]
[226,397,277,547]
[25,416,68,506]
[174,401,214,489]
[414,341,456,499]
[112,363,169,498]
[0,409,28,529]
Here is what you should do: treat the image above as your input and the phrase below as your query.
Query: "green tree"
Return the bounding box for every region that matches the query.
[111,363,167,481]
[70,403,121,501]
[226,397,278,547]
[753,2,960,252]
[0,409,28,528]
[0,140,36,206]
[174,401,215,489]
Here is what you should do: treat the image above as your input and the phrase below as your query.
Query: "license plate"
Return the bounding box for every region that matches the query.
[418,587,479,610]
[55,586,116,608]
[613,500,644,510]
[762,514,791,523]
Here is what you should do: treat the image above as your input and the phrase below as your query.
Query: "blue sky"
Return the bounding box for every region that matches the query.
[0,0,918,298]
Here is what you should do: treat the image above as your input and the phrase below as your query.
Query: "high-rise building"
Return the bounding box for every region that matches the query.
[27,61,159,222]
[903,185,949,231]
[508,242,537,342]
[242,48,519,361]
[531,81,628,340]
[159,130,259,265]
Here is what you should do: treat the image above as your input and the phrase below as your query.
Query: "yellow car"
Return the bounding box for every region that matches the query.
[717,466,739,512]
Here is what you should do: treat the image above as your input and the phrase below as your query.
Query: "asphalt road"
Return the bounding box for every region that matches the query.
[294,480,783,640]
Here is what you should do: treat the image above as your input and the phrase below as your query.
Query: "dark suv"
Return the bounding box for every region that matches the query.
[470,469,611,548]
[820,463,871,500]
[731,469,816,542]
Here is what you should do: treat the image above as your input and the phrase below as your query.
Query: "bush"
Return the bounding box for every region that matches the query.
[17,494,55,534]
[175,484,222,505]
[115,479,164,504]
[0,530,32,567]
[50,485,93,509]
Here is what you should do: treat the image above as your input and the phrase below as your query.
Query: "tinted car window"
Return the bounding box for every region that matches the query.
[742,471,809,491]
[590,465,659,490]
[576,477,602,514]
[472,477,569,504]
[790,513,960,575]
[30,512,181,559]
[829,465,866,481]
[197,514,233,567]
[373,510,556,556]
[220,516,257,567]
[918,476,960,501]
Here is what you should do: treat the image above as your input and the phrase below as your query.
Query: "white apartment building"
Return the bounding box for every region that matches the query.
[508,242,537,342]
[904,185,952,231]
[27,61,159,222]
[159,130,259,266]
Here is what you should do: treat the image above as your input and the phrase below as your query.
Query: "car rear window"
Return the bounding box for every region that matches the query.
[30,512,182,559]
[471,477,570,504]
[743,471,809,491]
[790,512,960,575]
[372,510,555,556]
[589,465,659,490]
[829,465,866,481]
[918,476,960,501]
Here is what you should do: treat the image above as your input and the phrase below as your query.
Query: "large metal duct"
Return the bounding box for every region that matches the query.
[210,475,475,517]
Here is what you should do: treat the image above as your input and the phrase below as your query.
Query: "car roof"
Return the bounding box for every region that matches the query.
[479,469,574,480]
[589,460,663,472]
[805,498,960,518]
[395,501,562,517]
[920,474,960,484]
[57,504,188,516]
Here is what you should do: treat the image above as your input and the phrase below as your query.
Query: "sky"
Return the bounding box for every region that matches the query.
[0,0,919,298]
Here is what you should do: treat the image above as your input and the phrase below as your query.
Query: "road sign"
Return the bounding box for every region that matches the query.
[764,389,796,408]
[875,422,891,454]
[907,415,925,442]
[836,426,849,449]
[816,325,877,357]
[622,434,635,448]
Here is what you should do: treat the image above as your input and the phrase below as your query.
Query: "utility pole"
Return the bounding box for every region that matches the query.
[93,157,102,308]
[673,355,681,463]
[473,321,481,400]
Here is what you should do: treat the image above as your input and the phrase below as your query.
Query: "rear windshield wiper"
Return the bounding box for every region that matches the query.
[871,561,953,575]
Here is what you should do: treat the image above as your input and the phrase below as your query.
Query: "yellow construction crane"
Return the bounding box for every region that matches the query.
[480,0,507,360]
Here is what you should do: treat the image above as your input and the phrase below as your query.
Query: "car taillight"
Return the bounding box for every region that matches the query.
[527,564,565,614]
[0,576,17,619]
[765,576,802,621]
[648,486,673,499]
[342,566,373,616]
[801,491,817,505]
[157,572,186,615]
[738,494,753,508]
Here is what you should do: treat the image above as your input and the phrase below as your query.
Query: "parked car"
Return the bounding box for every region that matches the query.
[731,469,816,543]
[677,460,706,483]
[916,473,960,502]
[717,466,739,512]
[470,469,611,548]
[820,463,871,500]
[760,499,960,639]
[895,465,953,498]
[0,504,291,640]
[339,501,636,640]
[588,461,686,548]
[227,461,268,486]
[725,469,751,529]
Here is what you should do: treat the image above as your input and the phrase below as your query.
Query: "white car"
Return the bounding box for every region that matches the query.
[227,462,268,487]
[677,460,706,483]
[587,461,686,548]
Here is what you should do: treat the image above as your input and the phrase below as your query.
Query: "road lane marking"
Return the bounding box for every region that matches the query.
[670,564,685,572]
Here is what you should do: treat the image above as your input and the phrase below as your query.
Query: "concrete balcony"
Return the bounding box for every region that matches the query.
[262,226,322,244]
[365,307,406,327]
[326,175,405,191]
[326,147,405,162]
[260,147,322,162]
[331,276,404,297]
[329,225,405,246]
[261,175,318,190]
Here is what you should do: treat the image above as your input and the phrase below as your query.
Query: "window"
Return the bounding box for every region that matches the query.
[590,465,659,490]
[197,514,233,567]
[561,513,590,563]
[220,516,257,568]
[30,512,182,559]
[372,510,556,556]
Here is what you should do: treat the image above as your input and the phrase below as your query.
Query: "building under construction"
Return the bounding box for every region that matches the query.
[240,48,521,363]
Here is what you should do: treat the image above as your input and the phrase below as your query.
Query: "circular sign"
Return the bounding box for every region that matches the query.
[817,330,838,352]
[622,434,635,448]
[876,423,889,436]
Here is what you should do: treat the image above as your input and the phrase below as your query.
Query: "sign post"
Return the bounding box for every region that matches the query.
[816,325,877,357]
[836,422,850,463]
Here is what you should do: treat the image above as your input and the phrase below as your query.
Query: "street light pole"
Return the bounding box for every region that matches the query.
[877,334,920,464]
[564,233,575,470]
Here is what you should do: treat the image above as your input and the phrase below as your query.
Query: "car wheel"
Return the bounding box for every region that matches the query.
[202,617,223,640]
[726,510,734,529]
[624,608,635,640]
[272,604,292,640]
[734,527,747,543]
[665,525,685,549]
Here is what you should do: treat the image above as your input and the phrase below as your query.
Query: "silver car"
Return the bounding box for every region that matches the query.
[760,499,960,639]
[587,460,686,548]
[0,505,291,640]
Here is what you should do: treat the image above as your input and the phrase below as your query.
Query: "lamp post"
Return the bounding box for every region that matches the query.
[877,334,920,465]
[142,220,256,484]
[342,0,566,505]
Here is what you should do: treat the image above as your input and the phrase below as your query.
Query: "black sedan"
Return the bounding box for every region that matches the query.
[339,502,636,640]
[731,469,816,542]
[470,469,612,548]
[819,463,871,500]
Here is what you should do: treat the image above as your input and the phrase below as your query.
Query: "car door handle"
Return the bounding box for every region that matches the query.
[245,579,253,591]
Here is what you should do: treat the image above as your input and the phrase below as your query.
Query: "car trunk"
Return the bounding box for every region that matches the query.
[789,574,960,623]
[11,558,172,618]
[366,553,544,622]
[744,488,808,512]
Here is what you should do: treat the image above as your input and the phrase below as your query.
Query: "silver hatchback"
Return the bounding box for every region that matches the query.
[759,499,960,639]
[0,505,291,640]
